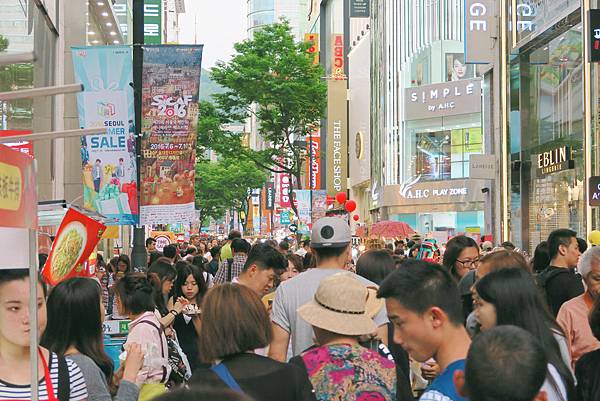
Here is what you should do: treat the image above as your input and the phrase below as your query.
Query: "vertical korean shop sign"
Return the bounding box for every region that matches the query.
[140,45,203,225]
[326,79,348,196]
[72,46,138,225]
[144,0,162,44]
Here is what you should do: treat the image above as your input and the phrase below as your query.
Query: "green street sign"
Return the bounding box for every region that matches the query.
[144,0,161,44]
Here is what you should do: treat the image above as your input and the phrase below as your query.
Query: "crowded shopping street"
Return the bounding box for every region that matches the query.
[1,0,600,400]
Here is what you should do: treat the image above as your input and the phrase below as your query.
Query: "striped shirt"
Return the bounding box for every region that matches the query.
[0,352,88,400]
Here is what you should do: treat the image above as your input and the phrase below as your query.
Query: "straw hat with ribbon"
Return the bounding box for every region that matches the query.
[297,272,384,336]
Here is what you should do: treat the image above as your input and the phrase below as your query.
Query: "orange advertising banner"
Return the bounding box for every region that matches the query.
[0,144,37,229]
[42,208,106,285]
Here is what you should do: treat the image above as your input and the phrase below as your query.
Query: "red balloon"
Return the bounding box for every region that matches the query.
[335,192,347,204]
[345,200,357,213]
[353,214,359,221]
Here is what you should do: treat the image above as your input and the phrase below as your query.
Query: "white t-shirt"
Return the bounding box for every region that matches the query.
[271,267,389,356]
[0,352,88,401]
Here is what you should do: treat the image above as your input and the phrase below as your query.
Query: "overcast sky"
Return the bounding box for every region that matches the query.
[179,0,247,69]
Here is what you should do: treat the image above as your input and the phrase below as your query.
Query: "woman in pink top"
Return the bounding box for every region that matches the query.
[115,274,171,396]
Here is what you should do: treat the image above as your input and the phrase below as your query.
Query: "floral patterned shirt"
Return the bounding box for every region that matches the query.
[291,344,396,401]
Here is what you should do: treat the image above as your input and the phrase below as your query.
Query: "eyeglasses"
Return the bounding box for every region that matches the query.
[456,257,481,269]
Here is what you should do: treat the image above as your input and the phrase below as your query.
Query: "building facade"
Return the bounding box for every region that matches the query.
[503,0,592,251]
[370,0,499,243]
[247,0,309,39]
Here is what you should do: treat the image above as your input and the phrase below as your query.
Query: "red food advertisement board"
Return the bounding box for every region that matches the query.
[42,208,106,285]
[0,144,37,229]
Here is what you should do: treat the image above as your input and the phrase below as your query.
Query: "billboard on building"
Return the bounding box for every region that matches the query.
[72,46,138,225]
[140,45,203,225]
[326,79,348,196]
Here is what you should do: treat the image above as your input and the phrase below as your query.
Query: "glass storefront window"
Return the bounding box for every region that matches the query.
[510,22,584,251]
[403,113,482,183]
[0,1,55,132]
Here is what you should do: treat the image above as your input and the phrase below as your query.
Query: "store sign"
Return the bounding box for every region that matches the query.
[306,132,321,189]
[536,146,574,175]
[326,79,348,196]
[331,34,345,79]
[280,211,291,225]
[279,174,291,207]
[588,10,600,62]
[144,0,162,44]
[464,0,496,63]
[469,154,496,179]
[383,178,486,206]
[0,145,37,229]
[350,0,370,17]
[305,33,320,64]
[588,176,600,206]
[266,182,275,210]
[405,78,482,120]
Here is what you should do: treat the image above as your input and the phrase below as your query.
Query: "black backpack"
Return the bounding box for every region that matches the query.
[535,267,569,310]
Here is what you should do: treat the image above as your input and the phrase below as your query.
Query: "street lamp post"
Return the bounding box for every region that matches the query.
[130,0,147,270]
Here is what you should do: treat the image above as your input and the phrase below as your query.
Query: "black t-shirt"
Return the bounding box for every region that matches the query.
[575,349,600,401]
[189,353,316,401]
[543,266,584,316]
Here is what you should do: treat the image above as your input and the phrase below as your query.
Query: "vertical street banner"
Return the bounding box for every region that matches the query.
[279,173,291,208]
[306,131,321,189]
[72,46,138,225]
[140,45,203,225]
[311,190,327,222]
[326,79,348,196]
[294,189,312,232]
[265,182,275,210]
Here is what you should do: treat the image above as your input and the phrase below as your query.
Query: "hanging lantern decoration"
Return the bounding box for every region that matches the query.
[345,199,357,213]
[335,192,347,204]
[353,214,359,221]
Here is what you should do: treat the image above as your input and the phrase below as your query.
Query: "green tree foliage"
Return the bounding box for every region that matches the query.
[210,20,327,212]
[196,100,267,226]
[195,156,267,228]
[0,35,8,52]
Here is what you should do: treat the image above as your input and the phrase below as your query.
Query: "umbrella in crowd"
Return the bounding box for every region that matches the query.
[370,220,415,238]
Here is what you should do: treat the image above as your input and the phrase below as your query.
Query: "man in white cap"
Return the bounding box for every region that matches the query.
[269,217,389,361]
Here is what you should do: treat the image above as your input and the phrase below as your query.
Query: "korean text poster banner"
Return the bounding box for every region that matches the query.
[140,45,203,225]
[72,46,138,225]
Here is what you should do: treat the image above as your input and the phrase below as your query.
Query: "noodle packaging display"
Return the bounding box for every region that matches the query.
[42,208,106,285]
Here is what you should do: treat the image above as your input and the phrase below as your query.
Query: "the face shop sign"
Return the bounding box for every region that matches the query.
[536,146,574,175]
[405,78,482,120]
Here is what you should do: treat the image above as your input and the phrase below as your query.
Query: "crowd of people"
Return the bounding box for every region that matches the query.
[1,220,600,401]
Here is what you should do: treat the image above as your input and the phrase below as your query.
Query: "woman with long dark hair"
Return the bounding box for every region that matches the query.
[442,235,480,282]
[147,259,189,330]
[475,268,575,401]
[169,262,207,371]
[41,277,143,401]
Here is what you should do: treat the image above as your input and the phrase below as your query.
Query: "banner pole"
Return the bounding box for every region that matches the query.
[131,0,147,271]
[29,227,38,401]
